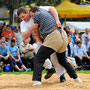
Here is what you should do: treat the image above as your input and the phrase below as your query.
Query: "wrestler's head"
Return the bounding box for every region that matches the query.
[29,6,39,18]
[17,7,30,22]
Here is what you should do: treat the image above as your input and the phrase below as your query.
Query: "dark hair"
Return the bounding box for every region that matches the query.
[76,40,82,44]
[30,6,39,13]
[6,24,11,28]
[11,39,15,43]
[17,7,28,16]
[0,36,6,39]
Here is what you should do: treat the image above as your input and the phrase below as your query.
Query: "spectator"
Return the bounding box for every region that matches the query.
[83,36,90,65]
[83,36,90,52]
[20,38,35,70]
[0,40,13,71]
[64,26,73,36]
[82,28,90,42]
[66,36,76,68]
[1,25,14,38]
[0,36,10,47]
[73,41,90,67]
[2,25,7,31]
[72,28,81,44]
[9,39,30,72]
[66,36,74,57]
[14,26,23,48]
[6,34,13,44]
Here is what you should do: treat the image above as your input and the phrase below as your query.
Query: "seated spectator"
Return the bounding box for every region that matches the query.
[2,25,7,31]
[66,36,76,68]
[1,25,14,38]
[72,28,81,44]
[82,28,90,42]
[0,41,13,71]
[20,38,35,70]
[83,36,90,56]
[0,36,10,47]
[9,39,30,72]
[14,26,23,48]
[64,26,73,37]
[73,41,90,67]
[6,34,13,44]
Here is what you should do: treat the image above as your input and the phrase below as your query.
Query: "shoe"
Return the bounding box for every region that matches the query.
[44,68,55,79]
[25,68,31,72]
[33,81,41,86]
[60,76,66,83]
[19,69,24,72]
[74,77,82,83]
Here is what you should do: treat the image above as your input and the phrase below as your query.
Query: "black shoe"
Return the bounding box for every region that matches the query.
[44,68,55,79]
[60,76,66,83]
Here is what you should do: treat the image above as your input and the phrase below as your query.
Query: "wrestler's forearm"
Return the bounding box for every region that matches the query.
[34,29,42,42]
[49,7,60,24]
[22,24,39,40]
[22,29,32,40]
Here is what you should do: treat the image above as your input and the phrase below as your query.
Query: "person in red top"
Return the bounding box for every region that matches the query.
[1,25,14,38]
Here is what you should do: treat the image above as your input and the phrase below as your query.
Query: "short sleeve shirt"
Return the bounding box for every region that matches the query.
[20,18,34,33]
[0,46,9,56]
[34,9,56,38]
[9,45,19,57]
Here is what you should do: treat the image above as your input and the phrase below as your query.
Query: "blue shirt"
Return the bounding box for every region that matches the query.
[66,42,74,57]
[9,45,19,57]
[0,46,9,56]
[83,42,90,51]
[73,44,86,57]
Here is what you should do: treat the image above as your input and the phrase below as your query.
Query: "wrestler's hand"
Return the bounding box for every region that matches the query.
[56,20,61,28]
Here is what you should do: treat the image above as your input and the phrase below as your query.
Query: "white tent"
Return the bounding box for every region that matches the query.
[63,21,90,32]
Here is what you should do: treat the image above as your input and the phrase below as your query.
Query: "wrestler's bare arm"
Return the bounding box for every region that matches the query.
[49,6,61,27]
[22,24,39,40]
[34,28,42,42]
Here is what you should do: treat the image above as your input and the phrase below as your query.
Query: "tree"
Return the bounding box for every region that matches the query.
[70,0,82,4]
[0,0,20,25]
[5,0,19,25]
[27,0,63,6]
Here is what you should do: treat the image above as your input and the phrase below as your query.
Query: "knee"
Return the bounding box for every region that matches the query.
[59,60,70,66]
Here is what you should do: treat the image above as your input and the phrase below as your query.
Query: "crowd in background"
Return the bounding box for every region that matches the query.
[0,23,90,72]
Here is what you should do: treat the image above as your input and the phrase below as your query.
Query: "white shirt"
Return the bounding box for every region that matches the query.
[82,33,90,41]
[20,18,34,33]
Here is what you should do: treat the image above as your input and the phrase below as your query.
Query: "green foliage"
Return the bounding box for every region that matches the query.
[70,0,82,4]
[0,0,6,7]
[31,0,62,6]
[19,0,27,7]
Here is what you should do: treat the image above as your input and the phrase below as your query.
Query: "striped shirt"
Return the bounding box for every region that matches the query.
[34,9,57,39]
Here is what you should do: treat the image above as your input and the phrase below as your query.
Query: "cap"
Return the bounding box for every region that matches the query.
[85,36,90,40]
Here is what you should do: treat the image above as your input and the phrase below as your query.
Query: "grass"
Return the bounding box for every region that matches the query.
[76,70,90,74]
[0,71,47,76]
[0,70,90,76]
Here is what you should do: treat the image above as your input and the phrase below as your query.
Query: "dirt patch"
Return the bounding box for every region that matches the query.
[0,73,90,90]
